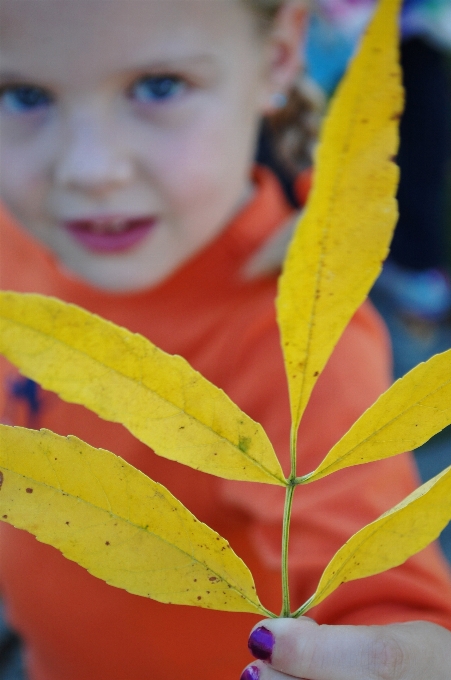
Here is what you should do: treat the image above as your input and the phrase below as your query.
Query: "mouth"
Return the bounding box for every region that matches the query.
[62,216,157,254]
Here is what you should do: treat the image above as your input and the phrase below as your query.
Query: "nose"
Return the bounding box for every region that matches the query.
[54,112,133,196]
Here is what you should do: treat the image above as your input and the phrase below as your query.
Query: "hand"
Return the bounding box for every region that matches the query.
[240,617,451,679]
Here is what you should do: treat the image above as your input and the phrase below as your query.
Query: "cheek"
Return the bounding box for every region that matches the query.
[0,141,49,221]
[0,114,59,223]
[144,106,257,216]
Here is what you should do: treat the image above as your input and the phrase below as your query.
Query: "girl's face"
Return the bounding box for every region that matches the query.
[0,0,303,291]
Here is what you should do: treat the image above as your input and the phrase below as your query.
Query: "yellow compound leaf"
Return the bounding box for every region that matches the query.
[276,0,403,433]
[0,292,285,486]
[298,465,451,614]
[0,425,269,615]
[300,348,451,483]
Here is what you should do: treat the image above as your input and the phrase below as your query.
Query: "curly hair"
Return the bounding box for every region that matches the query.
[244,0,323,175]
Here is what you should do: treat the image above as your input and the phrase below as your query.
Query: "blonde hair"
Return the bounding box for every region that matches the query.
[244,0,323,176]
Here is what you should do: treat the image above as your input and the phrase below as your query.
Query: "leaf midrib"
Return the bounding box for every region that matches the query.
[294,38,387,427]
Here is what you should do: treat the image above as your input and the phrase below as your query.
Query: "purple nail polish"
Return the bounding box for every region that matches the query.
[248,626,274,661]
[240,665,260,680]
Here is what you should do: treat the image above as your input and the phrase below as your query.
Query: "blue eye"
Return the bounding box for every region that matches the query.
[131,75,185,103]
[0,85,53,113]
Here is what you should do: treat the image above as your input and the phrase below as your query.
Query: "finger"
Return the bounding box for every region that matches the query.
[240,660,308,680]
[246,618,450,680]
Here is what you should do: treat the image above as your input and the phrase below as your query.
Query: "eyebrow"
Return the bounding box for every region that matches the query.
[124,55,218,74]
[0,55,219,85]
[0,71,33,83]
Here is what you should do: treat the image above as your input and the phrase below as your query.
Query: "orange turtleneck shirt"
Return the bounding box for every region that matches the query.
[1,168,451,680]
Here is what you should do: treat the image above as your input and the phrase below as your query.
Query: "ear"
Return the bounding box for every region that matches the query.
[261,1,307,114]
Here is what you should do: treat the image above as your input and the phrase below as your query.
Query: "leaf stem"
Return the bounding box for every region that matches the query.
[260,605,278,619]
[280,481,295,617]
[281,422,298,619]
[289,423,298,479]
[280,422,299,617]
[293,474,311,485]
[291,594,315,618]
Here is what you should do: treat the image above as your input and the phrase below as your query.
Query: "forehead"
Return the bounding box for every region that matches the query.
[0,0,258,83]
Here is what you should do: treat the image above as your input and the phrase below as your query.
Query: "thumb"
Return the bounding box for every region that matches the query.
[244,618,451,680]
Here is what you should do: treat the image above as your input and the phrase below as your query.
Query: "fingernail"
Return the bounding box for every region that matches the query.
[248,626,274,661]
[240,665,260,680]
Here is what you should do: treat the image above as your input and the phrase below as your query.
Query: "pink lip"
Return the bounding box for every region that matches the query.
[63,216,157,253]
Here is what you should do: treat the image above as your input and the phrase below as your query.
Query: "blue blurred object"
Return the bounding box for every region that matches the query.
[304,13,356,94]
[0,602,26,680]
[372,262,451,321]
[305,0,451,95]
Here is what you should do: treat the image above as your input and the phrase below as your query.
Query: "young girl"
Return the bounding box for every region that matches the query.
[0,2,450,679]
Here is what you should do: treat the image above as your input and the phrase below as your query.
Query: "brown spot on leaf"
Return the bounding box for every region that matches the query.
[197,596,202,600]
[209,576,218,582]
[390,112,401,121]
[105,541,110,546]
[2,515,7,519]
[0,471,3,490]
[65,521,70,525]
[26,488,33,494]
[313,371,319,377]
